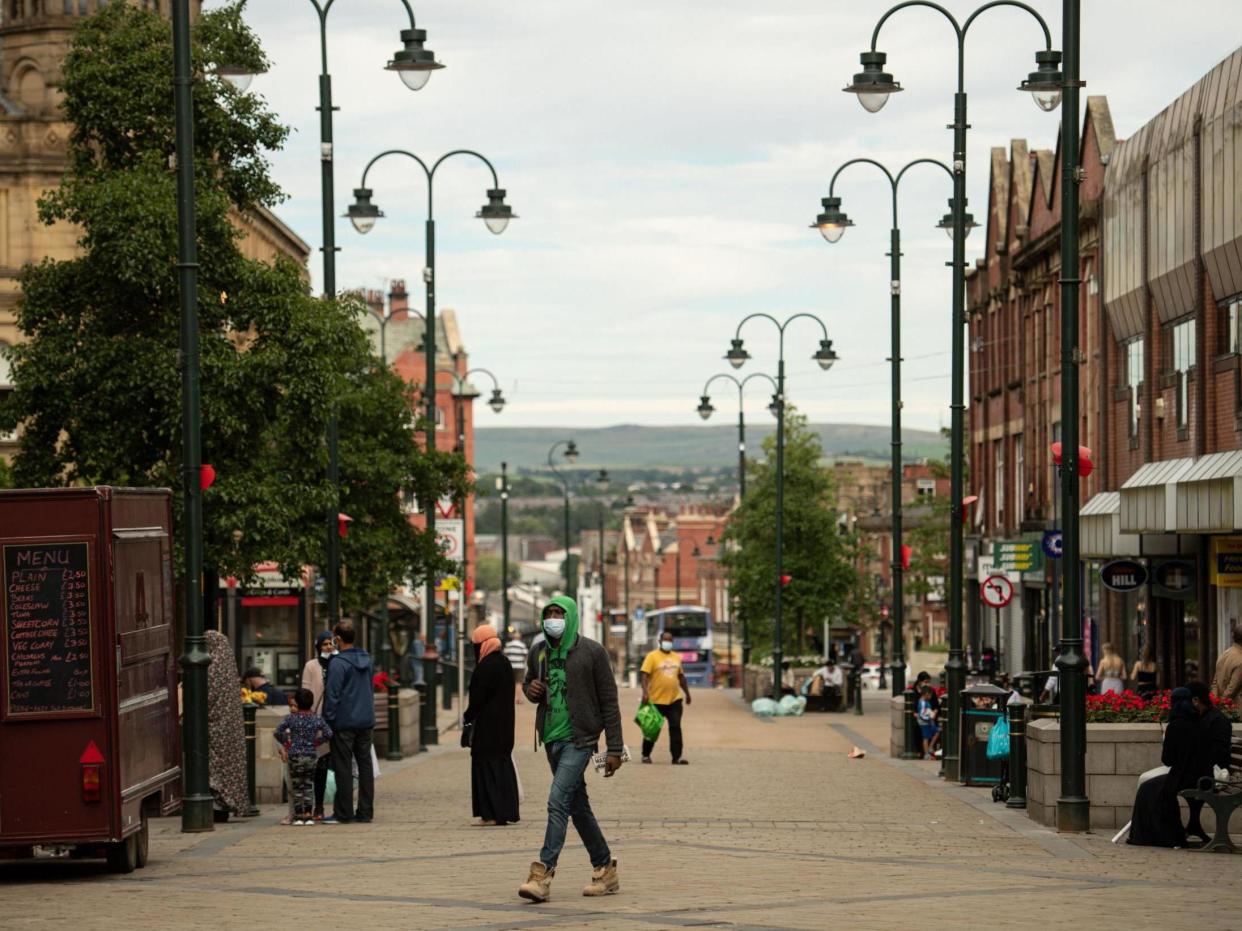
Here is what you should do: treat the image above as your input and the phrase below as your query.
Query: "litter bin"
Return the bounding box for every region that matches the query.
[958,683,1009,786]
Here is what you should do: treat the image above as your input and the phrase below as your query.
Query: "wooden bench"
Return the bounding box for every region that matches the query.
[1179,737,1242,854]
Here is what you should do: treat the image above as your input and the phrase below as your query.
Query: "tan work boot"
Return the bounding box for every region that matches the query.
[518,861,554,902]
[582,858,620,896]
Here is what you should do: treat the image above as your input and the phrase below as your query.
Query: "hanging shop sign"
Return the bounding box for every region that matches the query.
[1152,559,1195,599]
[993,537,1044,574]
[1210,537,1242,589]
[1100,559,1148,593]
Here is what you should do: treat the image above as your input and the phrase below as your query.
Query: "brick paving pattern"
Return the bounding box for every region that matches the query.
[3,689,1240,929]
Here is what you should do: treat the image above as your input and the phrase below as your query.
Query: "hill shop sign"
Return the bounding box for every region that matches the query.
[1100,559,1148,593]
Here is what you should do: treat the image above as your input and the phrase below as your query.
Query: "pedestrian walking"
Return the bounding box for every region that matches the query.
[1096,643,1126,695]
[322,621,376,824]
[638,633,691,764]
[518,597,624,903]
[274,688,333,825]
[1211,623,1242,705]
[464,625,520,826]
[504,628,529,705]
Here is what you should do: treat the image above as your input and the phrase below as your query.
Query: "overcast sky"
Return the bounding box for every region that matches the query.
[225,1,1239,430]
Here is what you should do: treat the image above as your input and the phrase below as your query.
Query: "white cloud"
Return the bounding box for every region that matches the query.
[221,0,1242,428]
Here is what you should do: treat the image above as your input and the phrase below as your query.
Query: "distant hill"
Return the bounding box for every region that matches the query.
[473,423,946,472]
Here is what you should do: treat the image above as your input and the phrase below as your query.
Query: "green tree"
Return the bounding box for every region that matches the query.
[720,408,859,659]
[474,552,519,593]
[0,3,467,606]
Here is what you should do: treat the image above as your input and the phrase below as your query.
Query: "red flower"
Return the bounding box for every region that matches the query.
[372,671,391,692]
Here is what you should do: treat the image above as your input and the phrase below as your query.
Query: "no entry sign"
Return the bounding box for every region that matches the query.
[981,574,1014,609]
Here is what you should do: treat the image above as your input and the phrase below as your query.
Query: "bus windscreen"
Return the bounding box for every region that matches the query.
[663,611,707,637]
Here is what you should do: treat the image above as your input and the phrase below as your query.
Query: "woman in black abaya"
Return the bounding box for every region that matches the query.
[464,625,520,825]
[1127,687,1197,847]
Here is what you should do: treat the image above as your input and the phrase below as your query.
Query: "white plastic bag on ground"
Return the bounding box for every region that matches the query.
[751,697,779,716]
[778,694,807,716]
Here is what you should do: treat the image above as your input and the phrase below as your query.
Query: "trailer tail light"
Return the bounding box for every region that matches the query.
[80,740,105,802]
[82,764,102,802]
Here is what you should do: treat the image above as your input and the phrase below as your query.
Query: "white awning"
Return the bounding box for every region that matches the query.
[1119,457,1194,533]
[1175,449,1242,532]
[1081,492,1141,558]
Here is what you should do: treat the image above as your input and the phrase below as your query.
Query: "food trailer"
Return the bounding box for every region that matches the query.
[0,487,181,873]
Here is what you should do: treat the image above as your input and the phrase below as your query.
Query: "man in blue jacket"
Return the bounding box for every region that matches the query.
[323,621,376,824]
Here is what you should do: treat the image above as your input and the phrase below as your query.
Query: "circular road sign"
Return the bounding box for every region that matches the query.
[981,574,1014,609]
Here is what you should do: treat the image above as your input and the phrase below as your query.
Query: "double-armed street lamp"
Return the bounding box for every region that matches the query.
[813,156,956,702]
[255,1,444,630]
[697,366,781,666]
[843,0,1063,787]
[546,440,580,596]
[724,314,838,700]
[347,148,515,648]
[497,462,511,633]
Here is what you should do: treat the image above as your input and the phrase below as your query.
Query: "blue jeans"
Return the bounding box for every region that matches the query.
[538,740,611,870]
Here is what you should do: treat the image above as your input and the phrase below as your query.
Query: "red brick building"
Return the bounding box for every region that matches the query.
[967,48,1242,686]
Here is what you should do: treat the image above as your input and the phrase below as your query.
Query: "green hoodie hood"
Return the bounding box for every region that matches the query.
[541,595,579,658]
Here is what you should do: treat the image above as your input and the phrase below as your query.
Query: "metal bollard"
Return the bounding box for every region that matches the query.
[852,669,864,716]
[243,702,260,816]
[1006,701,1028,809]
[421,650,439,747]
[902,687,920,759]
[441,659,453,711]
[386,681,402,761]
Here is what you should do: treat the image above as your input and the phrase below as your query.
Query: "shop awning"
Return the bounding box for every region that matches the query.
[1081,491,1140,558]
[1119,457,1194,533]
[1175,449,1242,532]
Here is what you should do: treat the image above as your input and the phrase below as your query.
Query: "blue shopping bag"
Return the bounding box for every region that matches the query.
[985,715,1010,760]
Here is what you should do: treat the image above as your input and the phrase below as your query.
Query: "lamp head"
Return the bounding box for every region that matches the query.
[768,393,781,419]
[814,339,838,371]
[477,188,516,235]
[935,199,979,240]
[488,388,506,414]
[696,395,715,421]
[564,440,579,464]
[215,64,263,93]
[597,468,610,488]
[346,188,383,234]
[843,50,902,113]
[725,338,750,370]
[1019,49,1063,112]
[813,196,853,244]
[386,27,445,91]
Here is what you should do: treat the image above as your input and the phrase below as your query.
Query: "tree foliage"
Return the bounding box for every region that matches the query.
[0,2,468,609]
[720,409,860,659]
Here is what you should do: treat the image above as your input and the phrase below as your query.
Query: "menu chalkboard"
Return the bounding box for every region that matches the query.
[3,541,94,717]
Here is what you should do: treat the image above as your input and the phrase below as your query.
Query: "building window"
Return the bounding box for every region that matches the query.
[1223,296,1241,356]
[0,341,14,442]
[1125,337,1143,437]
[1171,318,1195,430]
[993,439,1005,531]
[916,478,936,498]
[435,406,445,430]
[1014,434,1024,523]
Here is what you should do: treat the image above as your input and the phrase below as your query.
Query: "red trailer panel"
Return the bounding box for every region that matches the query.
[0,487,180,872]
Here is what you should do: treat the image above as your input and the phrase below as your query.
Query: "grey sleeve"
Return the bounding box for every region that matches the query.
[594,645,624,754]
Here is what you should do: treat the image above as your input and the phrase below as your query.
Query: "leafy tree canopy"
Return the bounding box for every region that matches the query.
[0,2,468,610]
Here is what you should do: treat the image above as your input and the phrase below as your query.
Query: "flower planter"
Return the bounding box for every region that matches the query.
[1025,718,1242,831]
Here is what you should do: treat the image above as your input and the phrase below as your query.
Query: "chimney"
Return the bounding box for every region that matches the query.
[388,279,410,319]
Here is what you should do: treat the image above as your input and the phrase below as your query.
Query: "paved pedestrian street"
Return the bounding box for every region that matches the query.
[3,689,1240,930]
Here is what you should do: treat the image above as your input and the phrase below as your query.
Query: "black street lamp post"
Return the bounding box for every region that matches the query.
[498,462,510,633]
[275,0,442,631]
[725,315,838,700]
[347,150,515,647]
[546,440,579,596]
[698,371,778,668]
[845,0,1060,782]
[813,155,954,700]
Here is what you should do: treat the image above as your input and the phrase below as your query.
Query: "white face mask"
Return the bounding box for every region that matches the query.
[660,641,674,652]
[544,617,567,639]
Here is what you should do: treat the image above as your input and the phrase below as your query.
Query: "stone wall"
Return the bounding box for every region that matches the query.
[254,689,422,804]
[890,695,904,758]
[1026,718,1241,831]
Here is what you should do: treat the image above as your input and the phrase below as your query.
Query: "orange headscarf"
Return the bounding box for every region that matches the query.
[471,624,502,661]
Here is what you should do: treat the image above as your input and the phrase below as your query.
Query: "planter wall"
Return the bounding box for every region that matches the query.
[1025,719,1242,831]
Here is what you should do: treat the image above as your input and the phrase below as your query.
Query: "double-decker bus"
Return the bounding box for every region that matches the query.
[644,606,714,686]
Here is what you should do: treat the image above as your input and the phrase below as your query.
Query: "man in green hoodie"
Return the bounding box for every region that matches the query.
[518,596,624,903]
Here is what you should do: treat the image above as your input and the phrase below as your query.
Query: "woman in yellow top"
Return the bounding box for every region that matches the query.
[639,634,692,765]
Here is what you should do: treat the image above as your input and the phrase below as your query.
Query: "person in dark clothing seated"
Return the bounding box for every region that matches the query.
[1127,682,1231,847]
[242,667,288,707]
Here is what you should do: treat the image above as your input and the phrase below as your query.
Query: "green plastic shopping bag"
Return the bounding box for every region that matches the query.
[634,702,664,742]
